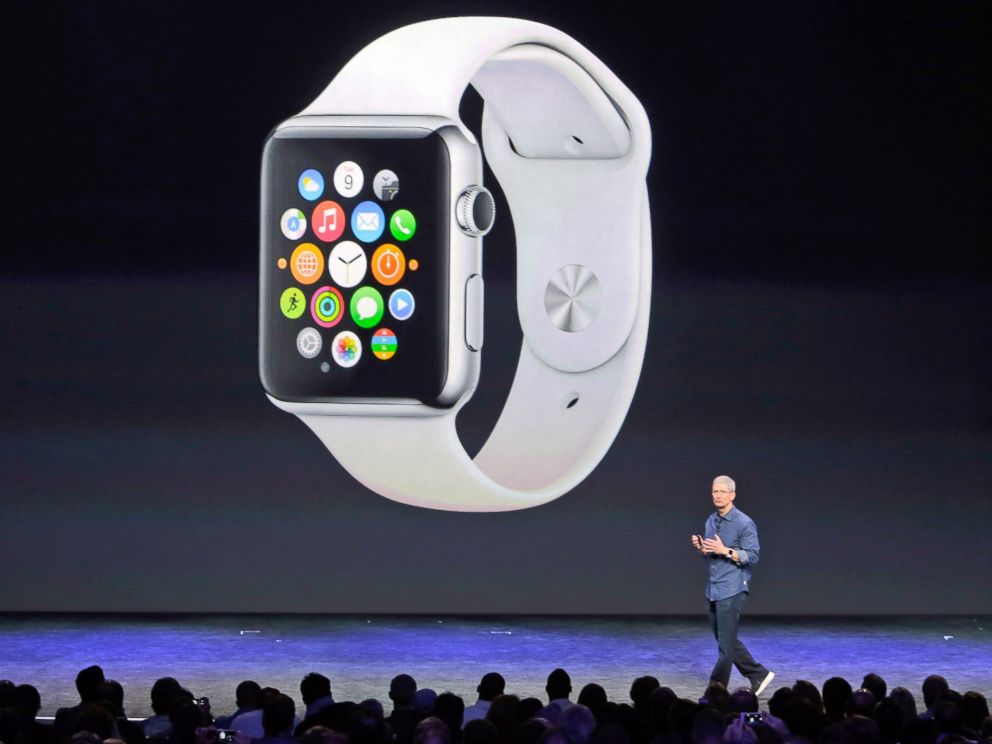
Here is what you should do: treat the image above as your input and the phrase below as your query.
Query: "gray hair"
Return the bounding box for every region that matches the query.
[713,475,736,492]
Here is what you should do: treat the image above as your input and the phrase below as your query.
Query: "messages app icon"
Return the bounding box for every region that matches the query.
[350,286,384,329]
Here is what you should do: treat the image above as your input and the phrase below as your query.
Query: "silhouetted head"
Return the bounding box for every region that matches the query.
[414,717,451,744]
[921,676,948,711]
[768,687,795,719]
[351,704,388,744]
[360,699,385,719]
[414,689,439,717]
[887,687,917,722]
[14,684,41,719]
[546,670,572,703]
[390,675,418,708]
[933,702,964,736]
[171,701,207,743]
[435,692,465,735]
[792,680,823,712]
[560,704,596,744]
[518,698,544,724]
[783,697,825,741]
[822,678,853,720]
[97,680,125,715]
[871,698,904,744]
[861,675,887,706]
[75,666,106,703]
[577,684,608,719]
[518,718,552,744]
[729,688,758,714]
[150,677,183,716]
[479,674,506,703]
[236,680,262,710]
[301,673,332,707]
[72,702,116,740]
[463,719,499,744]
[487,694,521,740]
[301,725,348,744]
[840,715,880,744]
[648,687,678,729]
[629,677,660,712]
[961,691,989,732]
[847,689,877,718]
[263,693,297,737]
[666,699,701,744]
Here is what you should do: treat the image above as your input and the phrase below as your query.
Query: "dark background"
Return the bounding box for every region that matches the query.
[1,2,989,613]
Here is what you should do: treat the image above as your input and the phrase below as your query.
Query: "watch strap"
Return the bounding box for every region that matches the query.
[296,17,652,511]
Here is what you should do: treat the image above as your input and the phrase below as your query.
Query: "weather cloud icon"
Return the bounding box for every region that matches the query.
[297,169,324,201]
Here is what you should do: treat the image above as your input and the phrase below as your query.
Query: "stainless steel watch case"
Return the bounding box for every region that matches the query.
[262,115,484,418]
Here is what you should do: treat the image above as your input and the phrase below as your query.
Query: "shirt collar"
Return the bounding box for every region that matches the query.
[715,506,737,522]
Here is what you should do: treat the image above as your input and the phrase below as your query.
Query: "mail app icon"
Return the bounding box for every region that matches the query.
[350,200,386,242]
[357,212,379,230]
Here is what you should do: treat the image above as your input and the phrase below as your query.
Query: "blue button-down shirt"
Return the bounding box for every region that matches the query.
[704,506,760,601]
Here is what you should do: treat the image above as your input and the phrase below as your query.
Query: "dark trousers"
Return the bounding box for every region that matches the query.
[708,592,768,687]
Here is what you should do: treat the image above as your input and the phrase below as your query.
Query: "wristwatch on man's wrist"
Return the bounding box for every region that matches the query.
[259,17,652,512]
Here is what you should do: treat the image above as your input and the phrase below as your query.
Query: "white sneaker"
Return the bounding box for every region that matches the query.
[753,671,775,696]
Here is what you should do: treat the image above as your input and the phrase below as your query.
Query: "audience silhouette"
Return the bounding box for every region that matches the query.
[0,668,988,744]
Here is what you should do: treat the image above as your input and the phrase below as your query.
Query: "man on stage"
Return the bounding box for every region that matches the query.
[691,475,775,695]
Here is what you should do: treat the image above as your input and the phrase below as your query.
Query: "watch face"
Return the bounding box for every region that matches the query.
[260,128,450,404]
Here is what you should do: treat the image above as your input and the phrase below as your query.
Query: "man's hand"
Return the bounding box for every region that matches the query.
[701,534,728,556]
[691,534,705,553]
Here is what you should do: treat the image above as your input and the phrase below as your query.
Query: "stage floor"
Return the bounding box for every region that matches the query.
[1,614,988,718]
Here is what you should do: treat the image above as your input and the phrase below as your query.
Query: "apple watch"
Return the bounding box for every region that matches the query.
[259,17,652,512]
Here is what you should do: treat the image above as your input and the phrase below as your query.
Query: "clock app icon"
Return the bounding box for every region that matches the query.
[328,241,367,288]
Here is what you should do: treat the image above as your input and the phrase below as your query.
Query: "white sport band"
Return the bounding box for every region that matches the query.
[295,17,651,511]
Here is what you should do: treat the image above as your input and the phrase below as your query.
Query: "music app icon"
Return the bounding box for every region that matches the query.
[311,200,345,243]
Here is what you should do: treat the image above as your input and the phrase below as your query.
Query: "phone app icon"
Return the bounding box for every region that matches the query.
[298,169,324,201]
[311,200,345,243]
[311,285,345,328]
[290,243,325,285]
[280,287,306,319]
[280,208,307,240]
[388,288,415,321]
[328,241,367,288]
[332,331,362,368]
[373,170,399,201]
[390,209,416,242]
[296,327,322,359]
[371,244,406,286]
[350,286,384,329]
[334,161,364,198]
[351,201,385,243]
[372,328,398,360]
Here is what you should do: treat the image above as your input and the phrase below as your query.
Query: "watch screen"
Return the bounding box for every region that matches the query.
[260,128,449,404]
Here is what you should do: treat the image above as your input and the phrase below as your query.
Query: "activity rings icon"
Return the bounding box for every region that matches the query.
[311,286,345,328]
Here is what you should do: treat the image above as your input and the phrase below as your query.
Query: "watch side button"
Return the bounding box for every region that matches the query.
[465,274,484,352]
